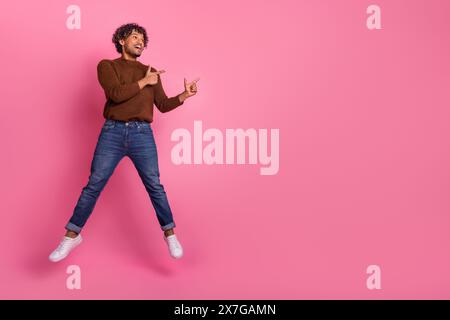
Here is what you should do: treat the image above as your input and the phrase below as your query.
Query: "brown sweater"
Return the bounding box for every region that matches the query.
[97,56,184,123]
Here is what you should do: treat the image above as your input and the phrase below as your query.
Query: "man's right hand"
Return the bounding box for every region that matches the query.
[138,65,166,89]
[138,66,166,89]
[145,65,165,85]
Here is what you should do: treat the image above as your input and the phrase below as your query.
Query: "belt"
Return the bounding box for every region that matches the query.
[105,119,149,126]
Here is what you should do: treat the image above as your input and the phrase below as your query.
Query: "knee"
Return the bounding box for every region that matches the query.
[86,170,111,190]
[143,171,166,191]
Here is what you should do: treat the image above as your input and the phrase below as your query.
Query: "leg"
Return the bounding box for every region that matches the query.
[128,124,176,232]
[66,124,125,234]
[164,228,175,237]
[65,230,79,238]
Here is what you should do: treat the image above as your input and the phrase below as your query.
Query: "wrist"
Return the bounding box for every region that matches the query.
[138,77,149,89]
[179,91,188,103]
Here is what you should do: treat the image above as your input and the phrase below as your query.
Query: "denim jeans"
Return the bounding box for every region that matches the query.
[65,119,176,233]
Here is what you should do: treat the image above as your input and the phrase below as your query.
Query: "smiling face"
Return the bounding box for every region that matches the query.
[119,30,145,58]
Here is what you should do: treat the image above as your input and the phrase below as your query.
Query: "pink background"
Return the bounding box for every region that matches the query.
[1,0,450,299]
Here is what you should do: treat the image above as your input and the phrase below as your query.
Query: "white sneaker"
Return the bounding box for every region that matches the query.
[49,235,83,262]
[163,234,183,259]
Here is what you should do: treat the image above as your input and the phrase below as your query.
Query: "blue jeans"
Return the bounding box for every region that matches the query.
[65,119,176,233]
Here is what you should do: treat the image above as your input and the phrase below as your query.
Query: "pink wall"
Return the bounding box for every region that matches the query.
[1,0,450,299]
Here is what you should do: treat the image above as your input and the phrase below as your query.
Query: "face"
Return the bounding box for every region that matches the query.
[120,30,145,57]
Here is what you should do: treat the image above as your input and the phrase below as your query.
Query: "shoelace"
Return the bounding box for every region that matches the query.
[167,237,181,249]
[56,238,74,253]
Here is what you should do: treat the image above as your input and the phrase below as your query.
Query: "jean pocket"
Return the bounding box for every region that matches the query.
[137,123,151,133]
[102,121,116,131]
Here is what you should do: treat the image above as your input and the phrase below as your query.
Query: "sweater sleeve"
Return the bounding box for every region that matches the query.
[97,60,141,104]
[153,72,184,113]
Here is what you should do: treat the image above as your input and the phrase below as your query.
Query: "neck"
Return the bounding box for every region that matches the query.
[121,52,137,61]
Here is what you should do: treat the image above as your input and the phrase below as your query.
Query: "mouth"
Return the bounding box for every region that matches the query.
[134,45,143,51]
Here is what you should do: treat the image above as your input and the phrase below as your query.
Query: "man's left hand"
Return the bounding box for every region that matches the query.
[184,77,200,97]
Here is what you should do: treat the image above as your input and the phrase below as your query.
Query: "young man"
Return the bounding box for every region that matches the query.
[49,23,199,262]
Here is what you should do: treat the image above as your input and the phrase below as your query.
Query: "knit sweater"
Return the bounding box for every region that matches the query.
[97,56,184,122]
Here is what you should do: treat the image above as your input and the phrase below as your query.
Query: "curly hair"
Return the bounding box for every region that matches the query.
[112,23,149,54]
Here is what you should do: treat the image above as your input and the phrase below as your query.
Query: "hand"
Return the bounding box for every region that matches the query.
[145,65,166,85]
[184,77,200,97]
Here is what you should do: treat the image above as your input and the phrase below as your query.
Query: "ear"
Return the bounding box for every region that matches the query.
[119,39,125,46]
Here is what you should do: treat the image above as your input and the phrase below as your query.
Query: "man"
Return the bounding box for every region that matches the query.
[49,23,199,262]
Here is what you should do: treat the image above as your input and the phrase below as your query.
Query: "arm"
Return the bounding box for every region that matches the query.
[177,91,190,103]
[153,73,185,113]
[97,60,145,104]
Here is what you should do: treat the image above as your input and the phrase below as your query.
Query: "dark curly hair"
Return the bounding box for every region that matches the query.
[112,23,149,54]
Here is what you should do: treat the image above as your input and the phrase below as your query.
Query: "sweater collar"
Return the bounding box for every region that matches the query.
[118,55,140,63]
